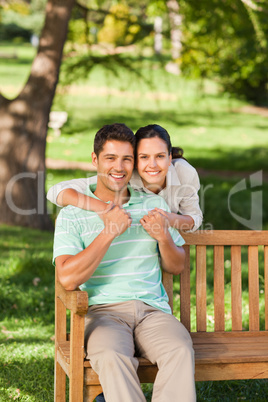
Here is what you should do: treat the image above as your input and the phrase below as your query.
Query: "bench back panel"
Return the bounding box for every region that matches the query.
[180,230,268,333]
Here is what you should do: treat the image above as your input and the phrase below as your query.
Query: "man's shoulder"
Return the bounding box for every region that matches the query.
[56,205,93,225]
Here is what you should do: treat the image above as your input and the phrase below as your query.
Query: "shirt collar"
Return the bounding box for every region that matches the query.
[168,162,181,186]
[85,183,142,206]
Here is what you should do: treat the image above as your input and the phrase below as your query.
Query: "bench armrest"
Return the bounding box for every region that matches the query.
[56,279,88,315]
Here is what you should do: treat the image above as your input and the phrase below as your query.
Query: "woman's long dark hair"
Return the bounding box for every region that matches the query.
[135,124,184,159]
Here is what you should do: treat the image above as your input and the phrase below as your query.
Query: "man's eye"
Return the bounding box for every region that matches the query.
[140,156,148,159]
[157,155,165,158]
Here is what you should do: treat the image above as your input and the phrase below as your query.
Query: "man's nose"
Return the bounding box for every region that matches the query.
[114,158,124,171]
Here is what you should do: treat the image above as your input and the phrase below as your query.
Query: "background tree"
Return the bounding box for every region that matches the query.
[0,0,75,229]
[180,0,268,104]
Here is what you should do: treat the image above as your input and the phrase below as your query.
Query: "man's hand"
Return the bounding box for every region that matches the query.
[96,201,115,221]
[140,210,170,242]
[102,205,132,237]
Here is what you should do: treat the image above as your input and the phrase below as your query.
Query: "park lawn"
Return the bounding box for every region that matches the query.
[0,225,54,401]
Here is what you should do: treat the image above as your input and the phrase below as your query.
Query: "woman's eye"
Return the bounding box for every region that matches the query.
[140,156,148,159]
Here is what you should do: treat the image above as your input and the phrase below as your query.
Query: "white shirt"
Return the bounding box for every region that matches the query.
[47,158,203,231]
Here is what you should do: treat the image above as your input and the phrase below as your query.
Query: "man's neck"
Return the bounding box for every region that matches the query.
[93,186,130,206]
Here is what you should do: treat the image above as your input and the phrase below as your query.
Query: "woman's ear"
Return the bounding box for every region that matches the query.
[169,153,172,165]
[91,152,98,168]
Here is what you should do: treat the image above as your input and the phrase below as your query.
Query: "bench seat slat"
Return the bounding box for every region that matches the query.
[195,348,268,364]
[191,331,268,342]
[58,330,268,366]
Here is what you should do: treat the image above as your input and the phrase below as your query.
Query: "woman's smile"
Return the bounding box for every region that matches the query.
[137,137,171,193]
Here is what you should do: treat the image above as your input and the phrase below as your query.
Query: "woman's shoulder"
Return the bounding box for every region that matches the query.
[171,158,200,185]
[172,158,197,173]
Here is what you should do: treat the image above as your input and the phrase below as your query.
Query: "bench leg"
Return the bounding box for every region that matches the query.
[83,385,103,402]
[54,360,66,402]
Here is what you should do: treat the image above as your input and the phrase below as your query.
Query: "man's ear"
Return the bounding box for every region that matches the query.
[92,152,98,167]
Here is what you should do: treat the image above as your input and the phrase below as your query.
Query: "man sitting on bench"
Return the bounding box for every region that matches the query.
[53,123,196,402]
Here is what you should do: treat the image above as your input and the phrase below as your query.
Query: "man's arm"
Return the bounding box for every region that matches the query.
[140,210,185,275]
[56,206,132,290]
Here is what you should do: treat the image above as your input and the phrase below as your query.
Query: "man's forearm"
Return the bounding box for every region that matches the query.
[158,233,185,275]
[56,230,115,290]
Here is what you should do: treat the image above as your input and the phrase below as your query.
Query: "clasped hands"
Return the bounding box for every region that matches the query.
[100,203,170,240]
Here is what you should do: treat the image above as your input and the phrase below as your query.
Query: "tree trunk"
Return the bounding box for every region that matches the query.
[166,0,182,75]
[0,0,75,230]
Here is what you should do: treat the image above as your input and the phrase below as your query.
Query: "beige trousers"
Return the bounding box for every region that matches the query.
[85,300,196,402]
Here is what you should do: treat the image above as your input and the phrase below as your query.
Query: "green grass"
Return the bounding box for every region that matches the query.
[0,225,54,401]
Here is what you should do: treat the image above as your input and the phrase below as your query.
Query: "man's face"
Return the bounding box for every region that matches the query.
[92,140,134,198]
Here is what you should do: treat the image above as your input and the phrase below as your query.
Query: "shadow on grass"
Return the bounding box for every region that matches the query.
[188,146,268,172]
[0,356,54,401]
[63,105,268,134]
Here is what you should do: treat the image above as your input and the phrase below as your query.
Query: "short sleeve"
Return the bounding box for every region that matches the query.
[47,176,97,206]
[53,208,84,264]
[169,226,185,247]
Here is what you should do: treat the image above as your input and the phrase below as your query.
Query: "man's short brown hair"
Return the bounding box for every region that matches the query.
[94,123,136,157]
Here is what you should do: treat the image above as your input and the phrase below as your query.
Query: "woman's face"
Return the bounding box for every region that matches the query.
[136,137,171,193]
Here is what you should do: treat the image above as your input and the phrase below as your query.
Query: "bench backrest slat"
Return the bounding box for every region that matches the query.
[180,230,268,334]
[214,246,225,331]
[196,245,207,332]
[162,271,173,312]
[231,245,242,331]
[248,245,259,331]
[180,245,191,332]
[265,246,268,330]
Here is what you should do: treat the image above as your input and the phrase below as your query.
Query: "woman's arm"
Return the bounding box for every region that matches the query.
[57,188,110,214]
[163,159,203,231]
[47,177,109,214]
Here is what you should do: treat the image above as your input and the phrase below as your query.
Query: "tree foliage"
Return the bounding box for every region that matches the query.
[180,0,268,104]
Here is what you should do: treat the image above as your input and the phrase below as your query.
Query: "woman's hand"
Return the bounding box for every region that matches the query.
[153,207,194,231]
[140,210,170,242]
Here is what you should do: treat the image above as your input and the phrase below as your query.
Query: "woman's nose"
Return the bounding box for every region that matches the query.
[148,157,157,168]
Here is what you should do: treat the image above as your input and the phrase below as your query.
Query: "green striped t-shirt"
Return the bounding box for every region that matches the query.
[53,185,185,314]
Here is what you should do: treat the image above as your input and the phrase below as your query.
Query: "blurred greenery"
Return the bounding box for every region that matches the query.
[1,0,267,103]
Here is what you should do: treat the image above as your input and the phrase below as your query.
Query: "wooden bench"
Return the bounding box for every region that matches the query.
[54,230,268,401]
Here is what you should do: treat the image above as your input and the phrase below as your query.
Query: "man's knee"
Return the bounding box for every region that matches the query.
[91,349,139,372]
